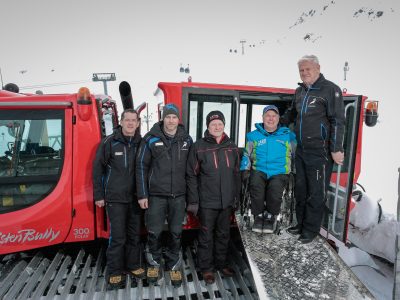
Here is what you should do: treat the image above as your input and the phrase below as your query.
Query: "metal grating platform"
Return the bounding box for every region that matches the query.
[0,239,258,300]
[238,225,375,300]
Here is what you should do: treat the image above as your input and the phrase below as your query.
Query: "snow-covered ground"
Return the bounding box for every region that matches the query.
[336,190,398,299]
[338,242,393,299]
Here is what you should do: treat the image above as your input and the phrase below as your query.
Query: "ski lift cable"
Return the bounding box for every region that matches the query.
[19,80,91,90]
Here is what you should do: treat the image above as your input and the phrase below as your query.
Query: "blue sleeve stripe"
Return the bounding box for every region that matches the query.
[148,137,160,145]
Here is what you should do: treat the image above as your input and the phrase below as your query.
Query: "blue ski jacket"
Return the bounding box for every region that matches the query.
[240,124,296,178]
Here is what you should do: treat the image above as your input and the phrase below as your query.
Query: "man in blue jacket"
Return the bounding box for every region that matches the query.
[241,105,296,233]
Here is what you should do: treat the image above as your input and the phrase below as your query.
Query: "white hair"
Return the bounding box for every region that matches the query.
[298,55,320,66]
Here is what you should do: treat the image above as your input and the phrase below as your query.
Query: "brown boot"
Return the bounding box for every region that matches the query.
[108,274,125,289]
[202,271,215,285]
[130,267,146,279]
[219,267,235,277]
[147,267,160,283]
[169,270,182,287]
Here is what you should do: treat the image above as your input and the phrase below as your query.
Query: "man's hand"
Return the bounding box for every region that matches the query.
[95,200,105,208]
[186,203,199,216]
[138,198,149,209]
[331,152,344,165]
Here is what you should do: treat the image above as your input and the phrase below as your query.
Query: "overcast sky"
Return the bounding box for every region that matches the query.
[1,0,399,213]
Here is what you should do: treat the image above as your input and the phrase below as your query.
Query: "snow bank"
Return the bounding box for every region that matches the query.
[348,191,400,263]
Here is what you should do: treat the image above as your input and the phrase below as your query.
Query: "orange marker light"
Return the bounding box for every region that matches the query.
[78,87,91,101]
[365,100,379,127]
[366,101,378,113]
[77,87,93,121]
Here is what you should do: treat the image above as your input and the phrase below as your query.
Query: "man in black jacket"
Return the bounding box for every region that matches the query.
[186,111,241,285]
[93,109,144,289]
[281,55,345,244]
[136,103,192,287]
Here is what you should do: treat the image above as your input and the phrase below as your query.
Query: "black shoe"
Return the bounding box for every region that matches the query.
[287,224,302,235]
[298,233,316,244]
[252,215,263,233]
[263,214,276,234]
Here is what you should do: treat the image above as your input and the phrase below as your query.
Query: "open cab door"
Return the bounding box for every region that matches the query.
[322,95,378,243]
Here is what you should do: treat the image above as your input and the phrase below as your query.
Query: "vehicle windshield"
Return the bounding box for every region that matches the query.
[0,109,64,213]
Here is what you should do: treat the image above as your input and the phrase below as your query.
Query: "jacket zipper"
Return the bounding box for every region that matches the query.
[149,169,154,190]
[224,150,230,168]
[124,145,127,168]
[213,151,218,169]
[104,166,112,196]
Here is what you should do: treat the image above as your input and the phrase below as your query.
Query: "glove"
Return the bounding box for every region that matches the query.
[233,197,240,211]
[241,170,250,183]
[186,203,199,216]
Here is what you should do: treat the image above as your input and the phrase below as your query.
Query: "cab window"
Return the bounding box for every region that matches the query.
[0,109,64,213]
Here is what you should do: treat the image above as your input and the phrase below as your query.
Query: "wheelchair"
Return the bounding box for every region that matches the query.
[239,173,295,234]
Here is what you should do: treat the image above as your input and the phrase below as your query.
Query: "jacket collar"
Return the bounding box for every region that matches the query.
[113,127,141,144]
[298,73,325,90]
[204,130,230,145]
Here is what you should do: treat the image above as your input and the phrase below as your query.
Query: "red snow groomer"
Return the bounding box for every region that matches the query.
[0,81,378,299]
[0,81,378,253]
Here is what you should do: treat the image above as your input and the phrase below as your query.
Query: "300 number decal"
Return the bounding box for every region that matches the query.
[73,228,90,239]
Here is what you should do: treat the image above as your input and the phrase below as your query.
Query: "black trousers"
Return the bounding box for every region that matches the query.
[295,147,334,235]
[106,202,142,276]
[197,207,232,272]
[249,171,289,216]
[145,195,185,270]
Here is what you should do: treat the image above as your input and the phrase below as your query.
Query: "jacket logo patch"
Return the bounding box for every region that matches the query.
[115,152,123,156]
[309,98,317,105]
[258,138,266,145]
[155,142,164,146]
[181,141,189,150]
[335,92,340,98]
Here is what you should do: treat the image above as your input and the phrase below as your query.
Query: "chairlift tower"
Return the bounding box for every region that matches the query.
[92,73,116,95]
[240,39,247,55]
[343,62,349,81]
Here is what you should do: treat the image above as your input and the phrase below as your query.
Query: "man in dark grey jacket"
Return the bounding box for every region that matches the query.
[93,109,144,289]
[136,103,192,287]
[281,55,345,244]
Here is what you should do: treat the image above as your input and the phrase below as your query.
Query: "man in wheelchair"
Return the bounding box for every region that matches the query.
[240,105,296,233]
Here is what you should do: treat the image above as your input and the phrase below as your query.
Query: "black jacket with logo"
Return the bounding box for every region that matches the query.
[186,131,241,210]
[281,74,345,153]
[93,127,141,203]
[136,122,192,199]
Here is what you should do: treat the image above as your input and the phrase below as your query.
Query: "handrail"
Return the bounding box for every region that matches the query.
[233,95,240,144]
[331,164,342,235]
[330,102,355,235]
